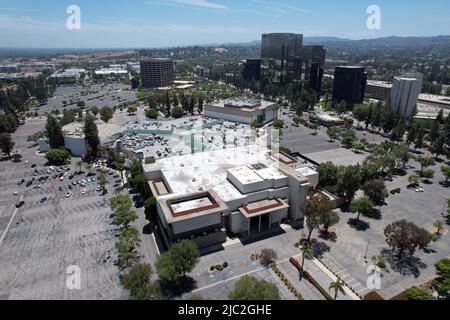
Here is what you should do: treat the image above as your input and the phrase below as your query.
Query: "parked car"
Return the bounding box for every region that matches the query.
[68,185,73,190]
[66,192,72,198]
[26,181,33,187]
[59,186,64,192]
[40,197,47,204]
[17,179,25,185]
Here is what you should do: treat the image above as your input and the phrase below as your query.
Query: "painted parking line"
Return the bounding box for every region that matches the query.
[0,195,24,246]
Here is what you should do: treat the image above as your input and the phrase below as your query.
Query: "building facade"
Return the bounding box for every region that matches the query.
[140,58,174,88]
[143,145,318,248]
[204,98,278,125]
[390,73,423,118]
[260,33,326,91]
[332,66,367,105]
[243,59,261,81]
[365,81,392,102]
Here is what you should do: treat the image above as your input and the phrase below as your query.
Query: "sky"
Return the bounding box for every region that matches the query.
[0,0,449,48]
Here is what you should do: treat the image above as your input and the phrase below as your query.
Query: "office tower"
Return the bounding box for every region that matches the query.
[140,58,174,88]
[260,33,326,91]
[332,66,368,105]
[301,45,326,92]
[261,33,303,85]
[390,73,423,118]
[243,59,261,81]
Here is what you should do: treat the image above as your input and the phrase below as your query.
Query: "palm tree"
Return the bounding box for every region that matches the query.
[329,278,346,300]
[300,244,313,280]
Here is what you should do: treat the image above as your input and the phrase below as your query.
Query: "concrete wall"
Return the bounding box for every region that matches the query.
[38,139,51,153]
[192,229,227,248]
[229,211,250,234]
[64,136,87,157]
[204,110,251,124]
[170,212,223,236]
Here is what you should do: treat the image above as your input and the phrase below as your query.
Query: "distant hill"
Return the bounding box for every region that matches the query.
[222,35,450,48]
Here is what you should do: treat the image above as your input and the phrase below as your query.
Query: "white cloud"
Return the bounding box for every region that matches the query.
[251,0,311,14]
[146,0,227,10]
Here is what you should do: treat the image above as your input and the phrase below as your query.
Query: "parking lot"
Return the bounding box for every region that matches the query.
[32,82,137,115]
[312,156,450,299]
[279,108,385,155]
[0,119,126,300]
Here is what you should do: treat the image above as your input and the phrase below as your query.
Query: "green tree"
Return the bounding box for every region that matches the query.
[155,240,199,283]
[384,220,432,259]
[127,106,137,115]
[45,115,64,148]
[405,287,433,300]
[422,169,435,180]
[353,104,370,123]
[321,211,340,233]
[84,113,100,157]
[99,106,114,123]
[272,119,284,130]
[337,165,362,201]
[146,109,159,119]
[133,174,150,198]
[326,126,341,142]
[111,194,137,227]
[349,197,374,224]
[121,263,161,300]
[90,106,99,116]
[228,276,280,300]
[0,132,15,157]
[329,278,346,300]
[97,169,108,194]
[45,149,71,165]
[362,180,388,207]
[415,156,435,176]
[441,165,450,183]
[341,130,357,148]
[317,162,339,187]
[408,175,420,187]
[172,106,184,119]
[301,195,334,242]
[144,197,157,221]
[433,258,450,296]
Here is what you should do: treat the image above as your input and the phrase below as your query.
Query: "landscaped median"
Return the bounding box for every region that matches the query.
[289,256,361,301]
[271,264,305,300]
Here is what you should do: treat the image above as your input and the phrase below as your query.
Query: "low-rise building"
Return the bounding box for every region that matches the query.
[143,145,318,248]
[204,98,278,125]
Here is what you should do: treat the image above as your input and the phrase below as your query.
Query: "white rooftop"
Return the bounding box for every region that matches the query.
[144,145,279,201]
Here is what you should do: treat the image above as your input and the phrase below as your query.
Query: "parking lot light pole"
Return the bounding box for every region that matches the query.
[364,237,372,264]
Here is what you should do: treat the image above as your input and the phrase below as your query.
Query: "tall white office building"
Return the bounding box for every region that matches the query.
[390,73,423,118]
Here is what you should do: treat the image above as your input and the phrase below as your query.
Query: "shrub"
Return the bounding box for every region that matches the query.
[215,264,224,271]
[223,262,228,268]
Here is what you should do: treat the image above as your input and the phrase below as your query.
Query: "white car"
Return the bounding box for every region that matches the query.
[415,187,424,193]
[14,191,19,196]
[81,189,87,195]
[66,192,72,198]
